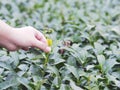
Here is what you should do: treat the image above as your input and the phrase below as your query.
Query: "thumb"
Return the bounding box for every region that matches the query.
[33,39,51,53]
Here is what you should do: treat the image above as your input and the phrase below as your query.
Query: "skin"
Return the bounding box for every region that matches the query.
[0,20,51,52]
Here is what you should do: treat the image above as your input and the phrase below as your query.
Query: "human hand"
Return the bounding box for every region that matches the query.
[0,26,51,52]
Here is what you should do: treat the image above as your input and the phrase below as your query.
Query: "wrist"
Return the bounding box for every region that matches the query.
[0,20,14,37]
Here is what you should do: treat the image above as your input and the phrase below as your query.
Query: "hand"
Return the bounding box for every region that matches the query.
[0,26,51,52]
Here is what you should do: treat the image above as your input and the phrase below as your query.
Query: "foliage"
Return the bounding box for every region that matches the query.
[0,0,120,90]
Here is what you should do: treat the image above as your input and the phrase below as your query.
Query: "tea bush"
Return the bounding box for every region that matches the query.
[0,0,120,90]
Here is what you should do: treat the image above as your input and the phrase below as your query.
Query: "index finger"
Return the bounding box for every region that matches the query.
[35,30,47,44]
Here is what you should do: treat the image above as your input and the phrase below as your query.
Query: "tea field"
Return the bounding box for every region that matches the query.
[0,0,120,90]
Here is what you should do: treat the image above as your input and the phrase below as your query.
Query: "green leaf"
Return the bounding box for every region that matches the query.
[104,58,117,73]
[60,84,71,90]
[0,76,18,90]
[52,77,61,88]
[97,55,105,69]
[17,77,32,89]
[94,42,105,55]
[111,26,120,36]
[69,80,83,90]
[9,52,19,67]
[65,64,79,80]
[106,74,120,88]
[0,61,12,70]
[47,65,59,76]
[18,64,28,71]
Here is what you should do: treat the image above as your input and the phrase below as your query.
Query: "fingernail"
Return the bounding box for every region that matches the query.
[46,47,51,52]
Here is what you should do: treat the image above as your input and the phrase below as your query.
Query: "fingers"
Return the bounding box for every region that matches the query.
[28,26,47,44]
[5,44,19,51]
[33,29,51,52]
[22,47,29,51]
[35,30,47,44]
[32,39,51,53]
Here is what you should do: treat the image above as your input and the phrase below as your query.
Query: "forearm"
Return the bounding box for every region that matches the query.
[0,20,13,37]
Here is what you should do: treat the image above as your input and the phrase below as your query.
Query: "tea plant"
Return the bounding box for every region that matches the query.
[0,0,120,90]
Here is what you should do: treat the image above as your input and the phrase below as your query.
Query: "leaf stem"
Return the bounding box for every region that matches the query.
[43,53,49,72]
